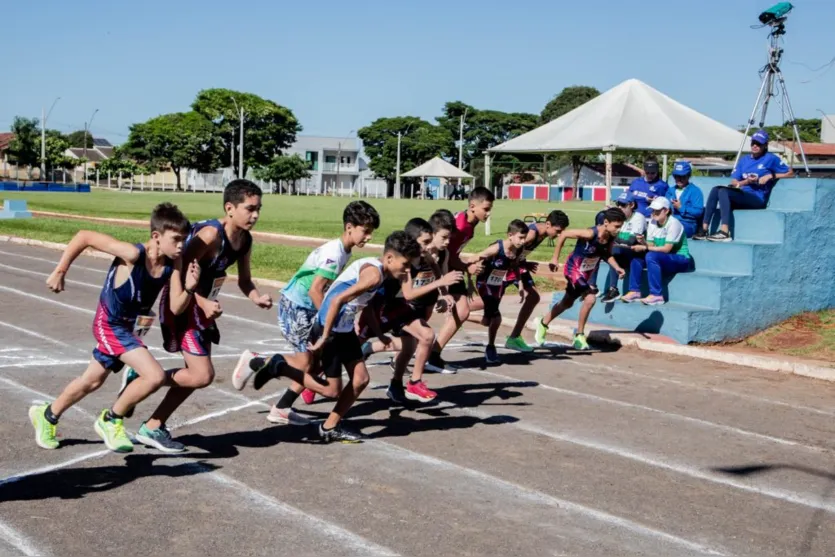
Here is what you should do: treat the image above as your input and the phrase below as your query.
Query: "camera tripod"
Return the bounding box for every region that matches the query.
[733,19,810,175]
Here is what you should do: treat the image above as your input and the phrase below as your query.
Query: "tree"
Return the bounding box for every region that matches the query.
[6,117,41,174]
[540,86,601,198]
[254,154,311,194]
[94,147,148,181]
[764,118,821,144]
[123,111,221,190]
[67,130,95,149]
[192,88,302,178]
[358,117,452,197]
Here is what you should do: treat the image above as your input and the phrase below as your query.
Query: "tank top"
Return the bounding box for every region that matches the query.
[477,240,522,288]
[317,257,384,333]
[399,250,447,309]
[563,227,610,282]
[190,219,252,301]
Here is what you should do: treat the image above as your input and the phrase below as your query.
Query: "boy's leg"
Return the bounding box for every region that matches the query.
[535,287,578,345]
[479,295,502,363]
[30,357,110,450]
[574,291,597,350]
[321,359,370,442]
[111,347,167,417]
[508,274,540,348]
[387,335,415,404]
[434,290,469,352]
[399,320,438,403]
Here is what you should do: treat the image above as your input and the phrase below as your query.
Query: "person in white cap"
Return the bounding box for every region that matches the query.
[621,197,694,306]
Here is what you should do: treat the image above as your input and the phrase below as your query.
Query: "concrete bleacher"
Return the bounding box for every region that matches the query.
[0,199,32,219]
[554,177,835,344]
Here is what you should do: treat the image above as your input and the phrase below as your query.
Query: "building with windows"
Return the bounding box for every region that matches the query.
[284,135,361,195]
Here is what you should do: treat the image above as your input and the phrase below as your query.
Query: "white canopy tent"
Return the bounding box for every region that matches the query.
[402,156,474,199]
[486,78,780,204]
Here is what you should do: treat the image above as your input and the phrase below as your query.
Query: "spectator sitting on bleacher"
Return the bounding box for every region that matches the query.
[665,161,704,238]
[621,197,694,306]
[628,160,669,218]
[693,129,794,242]
[600,191,647,303]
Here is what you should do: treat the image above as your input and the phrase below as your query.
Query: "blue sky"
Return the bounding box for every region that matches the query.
[3,0,834,144]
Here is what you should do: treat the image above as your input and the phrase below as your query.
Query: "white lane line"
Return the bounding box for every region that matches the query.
[565,359,835,418]
[0,248,106,274]
[468,367,823,452]
[0,518,46,556]
[0,360,91,369]
[0,450,112,487]
[203,386,726,556]
[206,470,399,557]
[0,376,94,418]
[0,319,80,352]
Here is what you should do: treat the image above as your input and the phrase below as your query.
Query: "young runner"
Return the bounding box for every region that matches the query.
[232,200,380,425]
[358,217,462,404]
[535,208,627,350]
[599,192,647,303]
[30,203,197,452]
[246,231,421,442]
[428,187,494,372]
[126,179,273,452]
[503,210,569,352]
[470,219,528,363]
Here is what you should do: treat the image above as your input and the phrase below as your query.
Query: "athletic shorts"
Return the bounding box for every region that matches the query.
[277,295,317,352]
[448,280,468,297]
[309,323,364,379]
[92,321,144,373]
[504,270,535,291]
[161,320,216,357]
[565,279,598,300]
[357,298,419,339]
[476,281,504,319]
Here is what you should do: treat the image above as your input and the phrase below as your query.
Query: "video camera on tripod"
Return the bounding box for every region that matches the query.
[758,2,793,26]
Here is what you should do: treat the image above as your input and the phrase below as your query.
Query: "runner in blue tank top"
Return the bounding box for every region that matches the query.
[32,203,197,453]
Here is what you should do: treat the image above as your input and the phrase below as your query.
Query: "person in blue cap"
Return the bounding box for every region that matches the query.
[694,130,793,242]
[665,161,704,238]
[599,190,647,303]
[627,159,669,218]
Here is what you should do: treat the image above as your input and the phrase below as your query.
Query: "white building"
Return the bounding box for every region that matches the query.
[284,135,361,195]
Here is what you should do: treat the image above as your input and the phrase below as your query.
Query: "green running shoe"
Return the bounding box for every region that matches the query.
[118,367,140,418]
[504,336,534,353]
[94,409,133,453]
[573,333,590,351]
[136,423,186,453]
[29,403,59,450]
[534,317,549,346]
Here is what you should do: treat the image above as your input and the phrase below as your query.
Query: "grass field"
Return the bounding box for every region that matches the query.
[743,309,835,365]
[0,190,604,255]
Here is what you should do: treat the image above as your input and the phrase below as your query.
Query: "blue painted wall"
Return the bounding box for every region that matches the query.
[553,178,835,344]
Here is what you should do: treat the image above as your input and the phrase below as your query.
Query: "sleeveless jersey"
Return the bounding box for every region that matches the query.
[477,240,522,297]
[317,257,384,333]
[398,250,447,309]
[563,227,610,284]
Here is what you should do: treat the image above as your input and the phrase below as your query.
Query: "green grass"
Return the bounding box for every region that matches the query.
[0,190,603,256]
[743,310,835,365]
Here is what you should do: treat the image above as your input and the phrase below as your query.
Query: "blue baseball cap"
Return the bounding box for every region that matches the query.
[616,191,634,204]
[751,129,770,145]
[672,161,691,176]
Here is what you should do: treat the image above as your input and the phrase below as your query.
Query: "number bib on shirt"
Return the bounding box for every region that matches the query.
[579,257,599,273]
[486,269,508,286]
[134,312,156,338]
[208,277,226,301]
[413,271,435,288]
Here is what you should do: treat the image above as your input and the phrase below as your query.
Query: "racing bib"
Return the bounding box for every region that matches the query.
[486,269,508,286]
[134,312,156,338]
[208,277,226,301]
[413,271,435,288]
[579,257,599,273]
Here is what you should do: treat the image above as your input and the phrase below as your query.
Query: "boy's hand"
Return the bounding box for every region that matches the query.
[526,261,539,274]
[184,261,201,292]
[200,298,223,319]
[616,267,626,279]
[467,261,483,275]
[377,335,394,349]
[548,260,560,273]
[46,269,66,293]
[308,336,326,354]
[439,271,464,287]
[254,293,273,309]
[632,244,647,253]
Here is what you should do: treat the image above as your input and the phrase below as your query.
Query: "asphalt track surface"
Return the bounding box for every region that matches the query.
[1,243,834,557]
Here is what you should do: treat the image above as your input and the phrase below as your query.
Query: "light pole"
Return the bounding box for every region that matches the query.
[334,130,355,197]
[41,97,61,179]
[394,124,413,199]
[229,97,245,179]
[458,107,468,170]
[83,108,99,184]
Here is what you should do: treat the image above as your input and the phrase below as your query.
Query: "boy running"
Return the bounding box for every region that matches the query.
[358,217,462,404]
[470,219,528,363]
[599,192,647,303]
[125,179,273,452]
[245,231,421,443]
[30,203,198,452]
[427,187,494,373]
[503,210,569,352]
[535,208,627,350]
[232,200,380,425]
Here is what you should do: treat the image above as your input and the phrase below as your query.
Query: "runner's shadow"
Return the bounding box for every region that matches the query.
[0,454,219,503]
[176,422,318,453]
[451,348,571,369]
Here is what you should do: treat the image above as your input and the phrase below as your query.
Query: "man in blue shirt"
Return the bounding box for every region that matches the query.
[628,160,669,218]
[665,161,704,237]
[694,130,794,242]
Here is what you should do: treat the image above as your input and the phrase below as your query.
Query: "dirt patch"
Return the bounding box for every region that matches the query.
[765,330,822,350]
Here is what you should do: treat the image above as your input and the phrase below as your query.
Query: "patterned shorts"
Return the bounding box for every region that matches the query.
[277,295,317,353]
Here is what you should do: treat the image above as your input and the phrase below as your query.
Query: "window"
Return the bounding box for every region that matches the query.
[341,156,351,165]
[325,155,336,163]
[305,151,318,170]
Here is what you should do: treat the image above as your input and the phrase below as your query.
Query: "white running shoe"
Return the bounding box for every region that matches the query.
[232,350,259,391]
[267,407,311,426]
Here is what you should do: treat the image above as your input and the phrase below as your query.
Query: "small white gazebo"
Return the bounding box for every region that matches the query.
[402,156,474,199]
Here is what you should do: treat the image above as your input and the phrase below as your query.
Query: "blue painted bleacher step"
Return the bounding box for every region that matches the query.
[554,177,835,344]
[0,199,32,219]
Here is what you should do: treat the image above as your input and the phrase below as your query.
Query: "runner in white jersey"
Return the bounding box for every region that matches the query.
[246,231,420,443]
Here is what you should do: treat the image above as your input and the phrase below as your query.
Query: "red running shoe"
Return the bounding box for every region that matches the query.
[405,380,437,403]
[301,388,316,405]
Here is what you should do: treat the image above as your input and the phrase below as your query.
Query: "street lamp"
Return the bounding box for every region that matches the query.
[394,124,413,200]
[334,130,355,197]
[458,107,469,170]
[83,108,99,183]
[229,97,245,179]
[41,97,61,179]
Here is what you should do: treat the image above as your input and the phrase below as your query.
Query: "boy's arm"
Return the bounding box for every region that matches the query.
[308,276,332,310]
[476,243,501,261]
[47,231,140,293]
[168,258,202,315]
[311,265,382,351]
[400,267,463,301]
[606,254,626,278]
[236,245,273,309]
[549,229,592,270]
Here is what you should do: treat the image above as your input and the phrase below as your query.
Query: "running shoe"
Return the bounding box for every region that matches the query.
[29,403,58,450]
[641,295,666,306]
[573,333,590,351]
[620,291,642,303]
[387,381,409,405]
[425,352,457,374]
[232,350,260,390]
[94,409,133,453]
[300,388,316,405]
[135,422,186,453]
[601,287,620,304]
[534,317,549,346]
[485,344,500,364]
[504,336,534,353]
[253,354,287,390]
[707,230,732,242]
[405,380,437,403]
[267,407,311,426]
[692,229,708,241]
[319,422,366,443]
